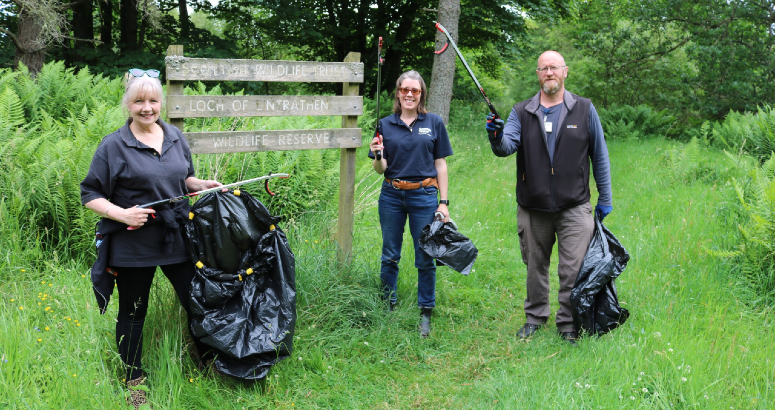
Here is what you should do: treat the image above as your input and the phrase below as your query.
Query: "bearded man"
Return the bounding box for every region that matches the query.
[484,50,612,345]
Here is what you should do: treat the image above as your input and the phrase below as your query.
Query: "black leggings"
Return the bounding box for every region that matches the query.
[115,262,211,381]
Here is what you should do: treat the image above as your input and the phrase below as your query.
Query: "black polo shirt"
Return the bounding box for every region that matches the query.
[368,112,453,180]
[80,118,195,267]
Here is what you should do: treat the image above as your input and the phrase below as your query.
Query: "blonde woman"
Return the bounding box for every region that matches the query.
[81,69,221,408]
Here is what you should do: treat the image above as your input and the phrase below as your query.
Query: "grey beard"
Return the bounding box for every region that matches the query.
[542,81,560,95]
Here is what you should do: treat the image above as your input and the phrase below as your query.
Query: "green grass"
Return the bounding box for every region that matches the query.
[1,117,773,409]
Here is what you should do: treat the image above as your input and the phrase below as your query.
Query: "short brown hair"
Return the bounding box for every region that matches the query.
[392,70,428,115]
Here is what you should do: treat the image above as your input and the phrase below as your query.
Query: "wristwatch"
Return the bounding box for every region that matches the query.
[439,200,449,205]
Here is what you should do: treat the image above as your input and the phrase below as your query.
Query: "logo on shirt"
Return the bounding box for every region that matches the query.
[418,127,431,135]
[566,125,578,129]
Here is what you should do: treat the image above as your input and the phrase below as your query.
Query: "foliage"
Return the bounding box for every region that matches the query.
[0,64,126,256]
[710,105,775,163]
[598,104,676,140]
[718,153,775,306]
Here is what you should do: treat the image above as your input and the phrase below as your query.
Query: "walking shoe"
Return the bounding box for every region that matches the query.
[419,308,432,338]
[558,330,579,346]
[516,323,543,339]
[389,302,397,312]
[126,376,149,409]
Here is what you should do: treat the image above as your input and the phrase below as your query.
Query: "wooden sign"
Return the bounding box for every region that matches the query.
[167,95,363,118]
[185,128,362,154]
[166,58,364,83]
[165,46,363,261]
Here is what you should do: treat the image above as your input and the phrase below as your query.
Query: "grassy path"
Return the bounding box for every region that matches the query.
[1,118,773,409]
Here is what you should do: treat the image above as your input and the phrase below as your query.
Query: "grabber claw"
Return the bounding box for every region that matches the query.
[265,172,289,196]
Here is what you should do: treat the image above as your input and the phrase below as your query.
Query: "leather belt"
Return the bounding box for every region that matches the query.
[385,177,439,190]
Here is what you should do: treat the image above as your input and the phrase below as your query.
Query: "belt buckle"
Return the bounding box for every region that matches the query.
[391,178,403,190]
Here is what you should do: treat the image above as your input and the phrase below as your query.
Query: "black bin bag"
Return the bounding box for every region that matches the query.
[571,216,630,336]
[184,189,296,380]
[419,220,478,276]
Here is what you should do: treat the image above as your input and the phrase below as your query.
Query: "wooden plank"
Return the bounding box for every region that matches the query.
[337,52,361,262]
[165,45,185,132]
[185,128,362,154]
[167,95,363,118]
[166,58,364,83]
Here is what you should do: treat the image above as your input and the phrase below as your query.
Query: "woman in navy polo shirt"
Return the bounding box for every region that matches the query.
[369,70,453,338]
[81,70,221,408]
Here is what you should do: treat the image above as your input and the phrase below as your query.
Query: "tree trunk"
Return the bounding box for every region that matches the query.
[120,0,139,52]
[72,0,95,63]
[13,7,46,76]
[178,0,189,41]
[427,0,460,124]
[100,0,114,50]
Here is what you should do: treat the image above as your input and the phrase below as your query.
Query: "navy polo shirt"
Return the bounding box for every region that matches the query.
[80,118,195,267]
[368,112,453,180]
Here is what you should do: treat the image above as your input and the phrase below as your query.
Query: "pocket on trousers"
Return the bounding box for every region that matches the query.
[517,226,528,265]
[421,185,438,195]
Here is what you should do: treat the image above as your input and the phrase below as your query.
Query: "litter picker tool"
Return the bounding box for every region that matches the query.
[374,36,385,161]
[434,23,501,120]
[126,173,289,230]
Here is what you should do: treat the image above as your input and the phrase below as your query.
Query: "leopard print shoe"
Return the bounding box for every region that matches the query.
[126,376,149,409]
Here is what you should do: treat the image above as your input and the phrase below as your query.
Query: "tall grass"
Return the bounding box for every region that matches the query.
[3,103,773,408]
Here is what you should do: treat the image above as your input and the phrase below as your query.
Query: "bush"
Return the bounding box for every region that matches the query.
[710,105,775,163]
[598,104,676,140]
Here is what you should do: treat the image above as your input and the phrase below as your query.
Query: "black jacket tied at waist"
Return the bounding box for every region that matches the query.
[90,200,191,314]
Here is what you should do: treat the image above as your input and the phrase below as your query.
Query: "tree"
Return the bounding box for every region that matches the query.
[427,0,460,124]
[0,0,92,75]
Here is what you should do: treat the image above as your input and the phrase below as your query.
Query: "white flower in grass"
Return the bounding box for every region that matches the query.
[584,384,590,389]
[328,366,332,370]
[630,396,635,400]
[380,360,384,363]
[364,342,369,346]
[681,377,687,382]
[704,394,709,399]
[640,372,645,375]
[668,348,674,352]
[619,395,623,399]
[642,388,648,393]
[575,382,581,388]
[298,357,303,361]
[638,377,642,381]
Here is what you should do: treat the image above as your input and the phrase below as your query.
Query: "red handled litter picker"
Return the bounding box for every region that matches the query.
[434,23,501,120]
[374,36,385,161]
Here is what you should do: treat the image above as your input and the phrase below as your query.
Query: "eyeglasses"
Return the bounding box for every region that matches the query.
[398,87,422,96]
[536,65,566,74]
[128,68,161,78]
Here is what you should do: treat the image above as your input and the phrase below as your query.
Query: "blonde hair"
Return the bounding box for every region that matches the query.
[122,74,163,108]
[392,70,428,115]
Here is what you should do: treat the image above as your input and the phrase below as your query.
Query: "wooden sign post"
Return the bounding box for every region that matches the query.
[165,45,363,259]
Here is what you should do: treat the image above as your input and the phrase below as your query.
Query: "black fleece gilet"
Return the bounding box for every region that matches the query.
[515,94,591,212]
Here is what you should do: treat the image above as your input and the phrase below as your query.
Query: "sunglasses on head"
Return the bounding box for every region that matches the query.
[128,68,161,78]
[398,87,422,96]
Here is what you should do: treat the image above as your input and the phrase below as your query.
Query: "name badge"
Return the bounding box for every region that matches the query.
[544,122,552,133]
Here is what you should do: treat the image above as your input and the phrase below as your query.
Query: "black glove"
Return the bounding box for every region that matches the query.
[486,114,504,139]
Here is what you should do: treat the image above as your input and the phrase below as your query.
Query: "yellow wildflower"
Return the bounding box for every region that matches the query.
[21,269,25,272]
[37,339,42,342]
[18,307,23,310]
[45,327,50,331]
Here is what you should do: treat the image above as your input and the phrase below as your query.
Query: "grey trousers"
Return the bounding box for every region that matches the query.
[517,202,594,332]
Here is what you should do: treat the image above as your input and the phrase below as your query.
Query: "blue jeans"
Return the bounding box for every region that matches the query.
[378,181,439,308]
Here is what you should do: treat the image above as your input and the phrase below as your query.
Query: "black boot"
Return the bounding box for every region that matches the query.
[420,308,432,338]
